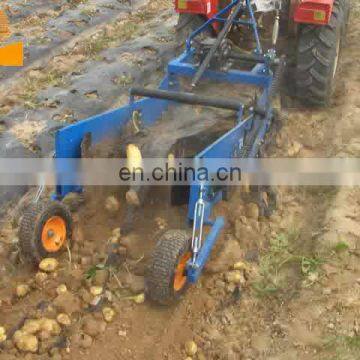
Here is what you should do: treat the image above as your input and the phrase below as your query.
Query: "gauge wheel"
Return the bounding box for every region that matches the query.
[146,230,192,305]
[19,201,73,263]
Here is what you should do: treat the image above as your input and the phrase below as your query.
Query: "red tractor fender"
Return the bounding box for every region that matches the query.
[293,0,334,25]
[175,0,219,18]
[174,0,334,28]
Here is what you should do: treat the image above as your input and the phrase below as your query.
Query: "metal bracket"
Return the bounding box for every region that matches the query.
[191,185,206,265]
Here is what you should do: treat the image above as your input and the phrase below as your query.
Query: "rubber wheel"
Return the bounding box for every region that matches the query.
[295,0,348,107]
[146,230,192,305]
[19,201,73,263]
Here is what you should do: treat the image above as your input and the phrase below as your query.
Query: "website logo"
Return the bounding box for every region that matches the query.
[0,9,23,66]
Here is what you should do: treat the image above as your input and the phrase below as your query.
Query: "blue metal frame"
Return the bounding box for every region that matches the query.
[52,0,275,285]
[185,0,263,54]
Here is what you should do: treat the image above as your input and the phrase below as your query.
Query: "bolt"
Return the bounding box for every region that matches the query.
[47,230,55,238]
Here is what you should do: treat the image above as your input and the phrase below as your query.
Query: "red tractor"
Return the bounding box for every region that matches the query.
[175,0,350,106]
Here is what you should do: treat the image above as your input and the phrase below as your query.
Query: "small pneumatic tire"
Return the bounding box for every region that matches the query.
[18,201,73,263]
[145,229,192,305]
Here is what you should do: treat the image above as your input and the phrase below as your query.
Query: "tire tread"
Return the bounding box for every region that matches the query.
[146,229,191,305]
[295,0,348,106]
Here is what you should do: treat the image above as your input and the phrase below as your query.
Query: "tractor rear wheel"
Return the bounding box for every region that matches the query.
[146,229,192,305]
[19,201,73,263]
[295,0,349,106]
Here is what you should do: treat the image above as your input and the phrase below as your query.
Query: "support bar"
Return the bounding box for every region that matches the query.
[187,216,225,283]
[130,87,242,111]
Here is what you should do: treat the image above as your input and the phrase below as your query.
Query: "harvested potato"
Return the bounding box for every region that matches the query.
[14,331,38,353]
[90,286,103,296]
[56,284,68,295]
[102,307,115,322]
[57,313,71,326]
[35,272,48,285]
[22,319,41,335]
[185,341,198,356]
[16,284,30,298]
[39,258,59,272]
[40,318,61,335]
[0,326,6,342]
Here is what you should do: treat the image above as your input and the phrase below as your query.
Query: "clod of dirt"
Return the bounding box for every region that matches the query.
[16,284,30,298]
[245,203,259,220]
[72,332,93,349]
[287,140,302,156]
[82,316,106,337]
[126,189,141,206]
[322,288,332,295]
[104,290,113,303]
[185,340,198,356]
[28,70,42,79]
[50,352,62,360]
[0,326,6,342]
[124,273,145,294]
[155,217,167,230]
[39,258,59,272]
[53,292,81,315]
[105,196,120,213]
[35,272,48,286]
[56,284,68,295]
[62,192,84,211]
[206,239,243,274]
[79,287,93,304]
[81,256,92,266]
[225,271,246,285]
[93,269,109,286]
[112,228,121,239]
[56,313,71,327]
[72,224,85,244]
[102,307,115,323]
[234,219,258,242]
[13,331,38,353]
[90,286,103,296]
[120,233,144,260]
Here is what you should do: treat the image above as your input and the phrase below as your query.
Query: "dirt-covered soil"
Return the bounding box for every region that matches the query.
[0,0,360,359]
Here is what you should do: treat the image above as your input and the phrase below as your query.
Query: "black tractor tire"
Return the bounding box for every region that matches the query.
[19,201,73,263]
[295,0,349,106]
[146,229,192,305]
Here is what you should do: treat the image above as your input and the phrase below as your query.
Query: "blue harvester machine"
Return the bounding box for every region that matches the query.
[19,0,284,304]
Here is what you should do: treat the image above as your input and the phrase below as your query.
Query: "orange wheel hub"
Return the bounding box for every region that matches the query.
[173,252,191,291]
[41,216,67,252]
